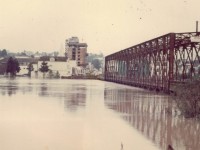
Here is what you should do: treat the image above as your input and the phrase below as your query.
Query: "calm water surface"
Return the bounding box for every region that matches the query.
[0,78,199,150]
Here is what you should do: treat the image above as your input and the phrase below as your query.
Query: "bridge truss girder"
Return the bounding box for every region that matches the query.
[105,32,200,92]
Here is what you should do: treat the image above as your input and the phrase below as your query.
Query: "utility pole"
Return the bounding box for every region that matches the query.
[196,21,198,32]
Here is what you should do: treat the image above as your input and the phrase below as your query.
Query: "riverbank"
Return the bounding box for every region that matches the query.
[172,79,200,119]
[61,75,104,80]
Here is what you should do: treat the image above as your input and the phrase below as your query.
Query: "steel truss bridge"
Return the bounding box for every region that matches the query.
[104,32,200,92]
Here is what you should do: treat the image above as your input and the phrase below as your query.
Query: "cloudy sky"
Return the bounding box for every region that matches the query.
[0,0,200,55]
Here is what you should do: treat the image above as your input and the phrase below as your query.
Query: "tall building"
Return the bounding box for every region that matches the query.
[65,37,88,66]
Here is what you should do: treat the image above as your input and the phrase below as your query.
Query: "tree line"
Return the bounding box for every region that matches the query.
[0,49,8,57]
[5,56,59,78]
[87,53,104,70]
[6,57,20,76]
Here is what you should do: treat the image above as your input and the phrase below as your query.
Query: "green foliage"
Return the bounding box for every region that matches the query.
[87,53,103,61]
[173,79,200,118]
[47,70,60,79]
[54,52,59,57]
[39,61,49,73]
[27,63,34,77]
[0,49,8,57]
[87,53,104,70]
[6,57,20,76]
[39,61,49,78]
[55,71,60,79]
[92,59,101,70]
[48,70,54,79]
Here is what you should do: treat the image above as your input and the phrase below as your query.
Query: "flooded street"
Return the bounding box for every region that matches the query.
[0,78,200,150]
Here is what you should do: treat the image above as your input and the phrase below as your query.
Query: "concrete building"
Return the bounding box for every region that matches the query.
[65,37,88,67]
[37,56,77,78]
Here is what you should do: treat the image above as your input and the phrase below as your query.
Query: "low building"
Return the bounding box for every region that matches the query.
[37,56,77,78]
[1,56,80,78]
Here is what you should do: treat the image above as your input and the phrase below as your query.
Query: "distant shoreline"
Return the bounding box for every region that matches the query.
[61,75,104,80]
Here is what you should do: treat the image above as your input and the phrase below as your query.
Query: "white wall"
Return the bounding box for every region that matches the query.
[18,65,28,76]
[37,60,77,78]
[17,59,78,78]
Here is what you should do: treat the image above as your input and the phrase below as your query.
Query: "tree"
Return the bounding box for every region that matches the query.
[27,63,34,77]
[48,70,60,79]
[92,59,101,70]
[6,57,20,76]
[0,49,8,57]
[48,70,54,79]
[39,61,49,78]
[55,71,60,79]
[54,51,59,57]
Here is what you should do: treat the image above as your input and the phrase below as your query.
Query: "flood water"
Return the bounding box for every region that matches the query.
[0,78,199,150]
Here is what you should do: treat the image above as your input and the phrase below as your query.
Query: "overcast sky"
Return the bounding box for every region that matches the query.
[0,0,200,55]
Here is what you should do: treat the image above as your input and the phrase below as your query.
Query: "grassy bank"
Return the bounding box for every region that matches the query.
[172,79,200,118]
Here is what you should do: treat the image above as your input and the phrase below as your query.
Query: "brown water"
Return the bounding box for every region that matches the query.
[0,78,199,150]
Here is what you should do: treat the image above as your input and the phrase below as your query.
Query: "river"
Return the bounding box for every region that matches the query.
[0,78,199,150]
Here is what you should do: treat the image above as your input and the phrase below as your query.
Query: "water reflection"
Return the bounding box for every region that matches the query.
[38,82,87,111]
[0,78,19,96]
[0,78,35,96]
[37,80,87,112]
[39,83,48,96]
[1,78,199,150]
[63,86,86,111]
[104,86,200,150]
[0,78,86,112]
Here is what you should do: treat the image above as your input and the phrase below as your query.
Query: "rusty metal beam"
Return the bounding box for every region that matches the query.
[105,32,200,92]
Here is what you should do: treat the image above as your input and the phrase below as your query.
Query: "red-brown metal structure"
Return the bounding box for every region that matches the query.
[104,32,200,92]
